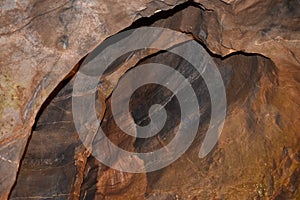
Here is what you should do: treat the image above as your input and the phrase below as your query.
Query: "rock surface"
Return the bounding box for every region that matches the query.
[0,0,299,199]
[0,0,185,198]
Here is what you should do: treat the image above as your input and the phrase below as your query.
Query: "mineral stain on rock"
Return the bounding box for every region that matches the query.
[1,0,300,200]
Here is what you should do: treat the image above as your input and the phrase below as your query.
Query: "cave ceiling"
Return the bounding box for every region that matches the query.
[0,0,300,199]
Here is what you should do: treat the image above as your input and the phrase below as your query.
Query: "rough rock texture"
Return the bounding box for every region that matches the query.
[0,0,299,199]
[0,0,185,198]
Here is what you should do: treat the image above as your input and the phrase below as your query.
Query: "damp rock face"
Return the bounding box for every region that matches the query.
[1,0,300,199]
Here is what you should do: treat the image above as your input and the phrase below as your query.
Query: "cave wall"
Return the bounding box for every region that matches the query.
[0,0,299,199]
[0,0,185,198]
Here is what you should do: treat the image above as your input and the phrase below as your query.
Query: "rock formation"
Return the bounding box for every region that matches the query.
[0,0,299,199]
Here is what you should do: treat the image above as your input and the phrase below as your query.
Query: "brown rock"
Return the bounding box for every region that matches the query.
[0,0,186,198]
[0,0,299,199]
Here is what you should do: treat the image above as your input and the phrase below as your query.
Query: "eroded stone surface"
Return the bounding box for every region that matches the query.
[0,0,186,198]
[144,3,300,198]
[1,0,300,199]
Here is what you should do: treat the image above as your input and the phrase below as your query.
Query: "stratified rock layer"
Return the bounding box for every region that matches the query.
[0,0,185,198]
[0,0,299,199]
